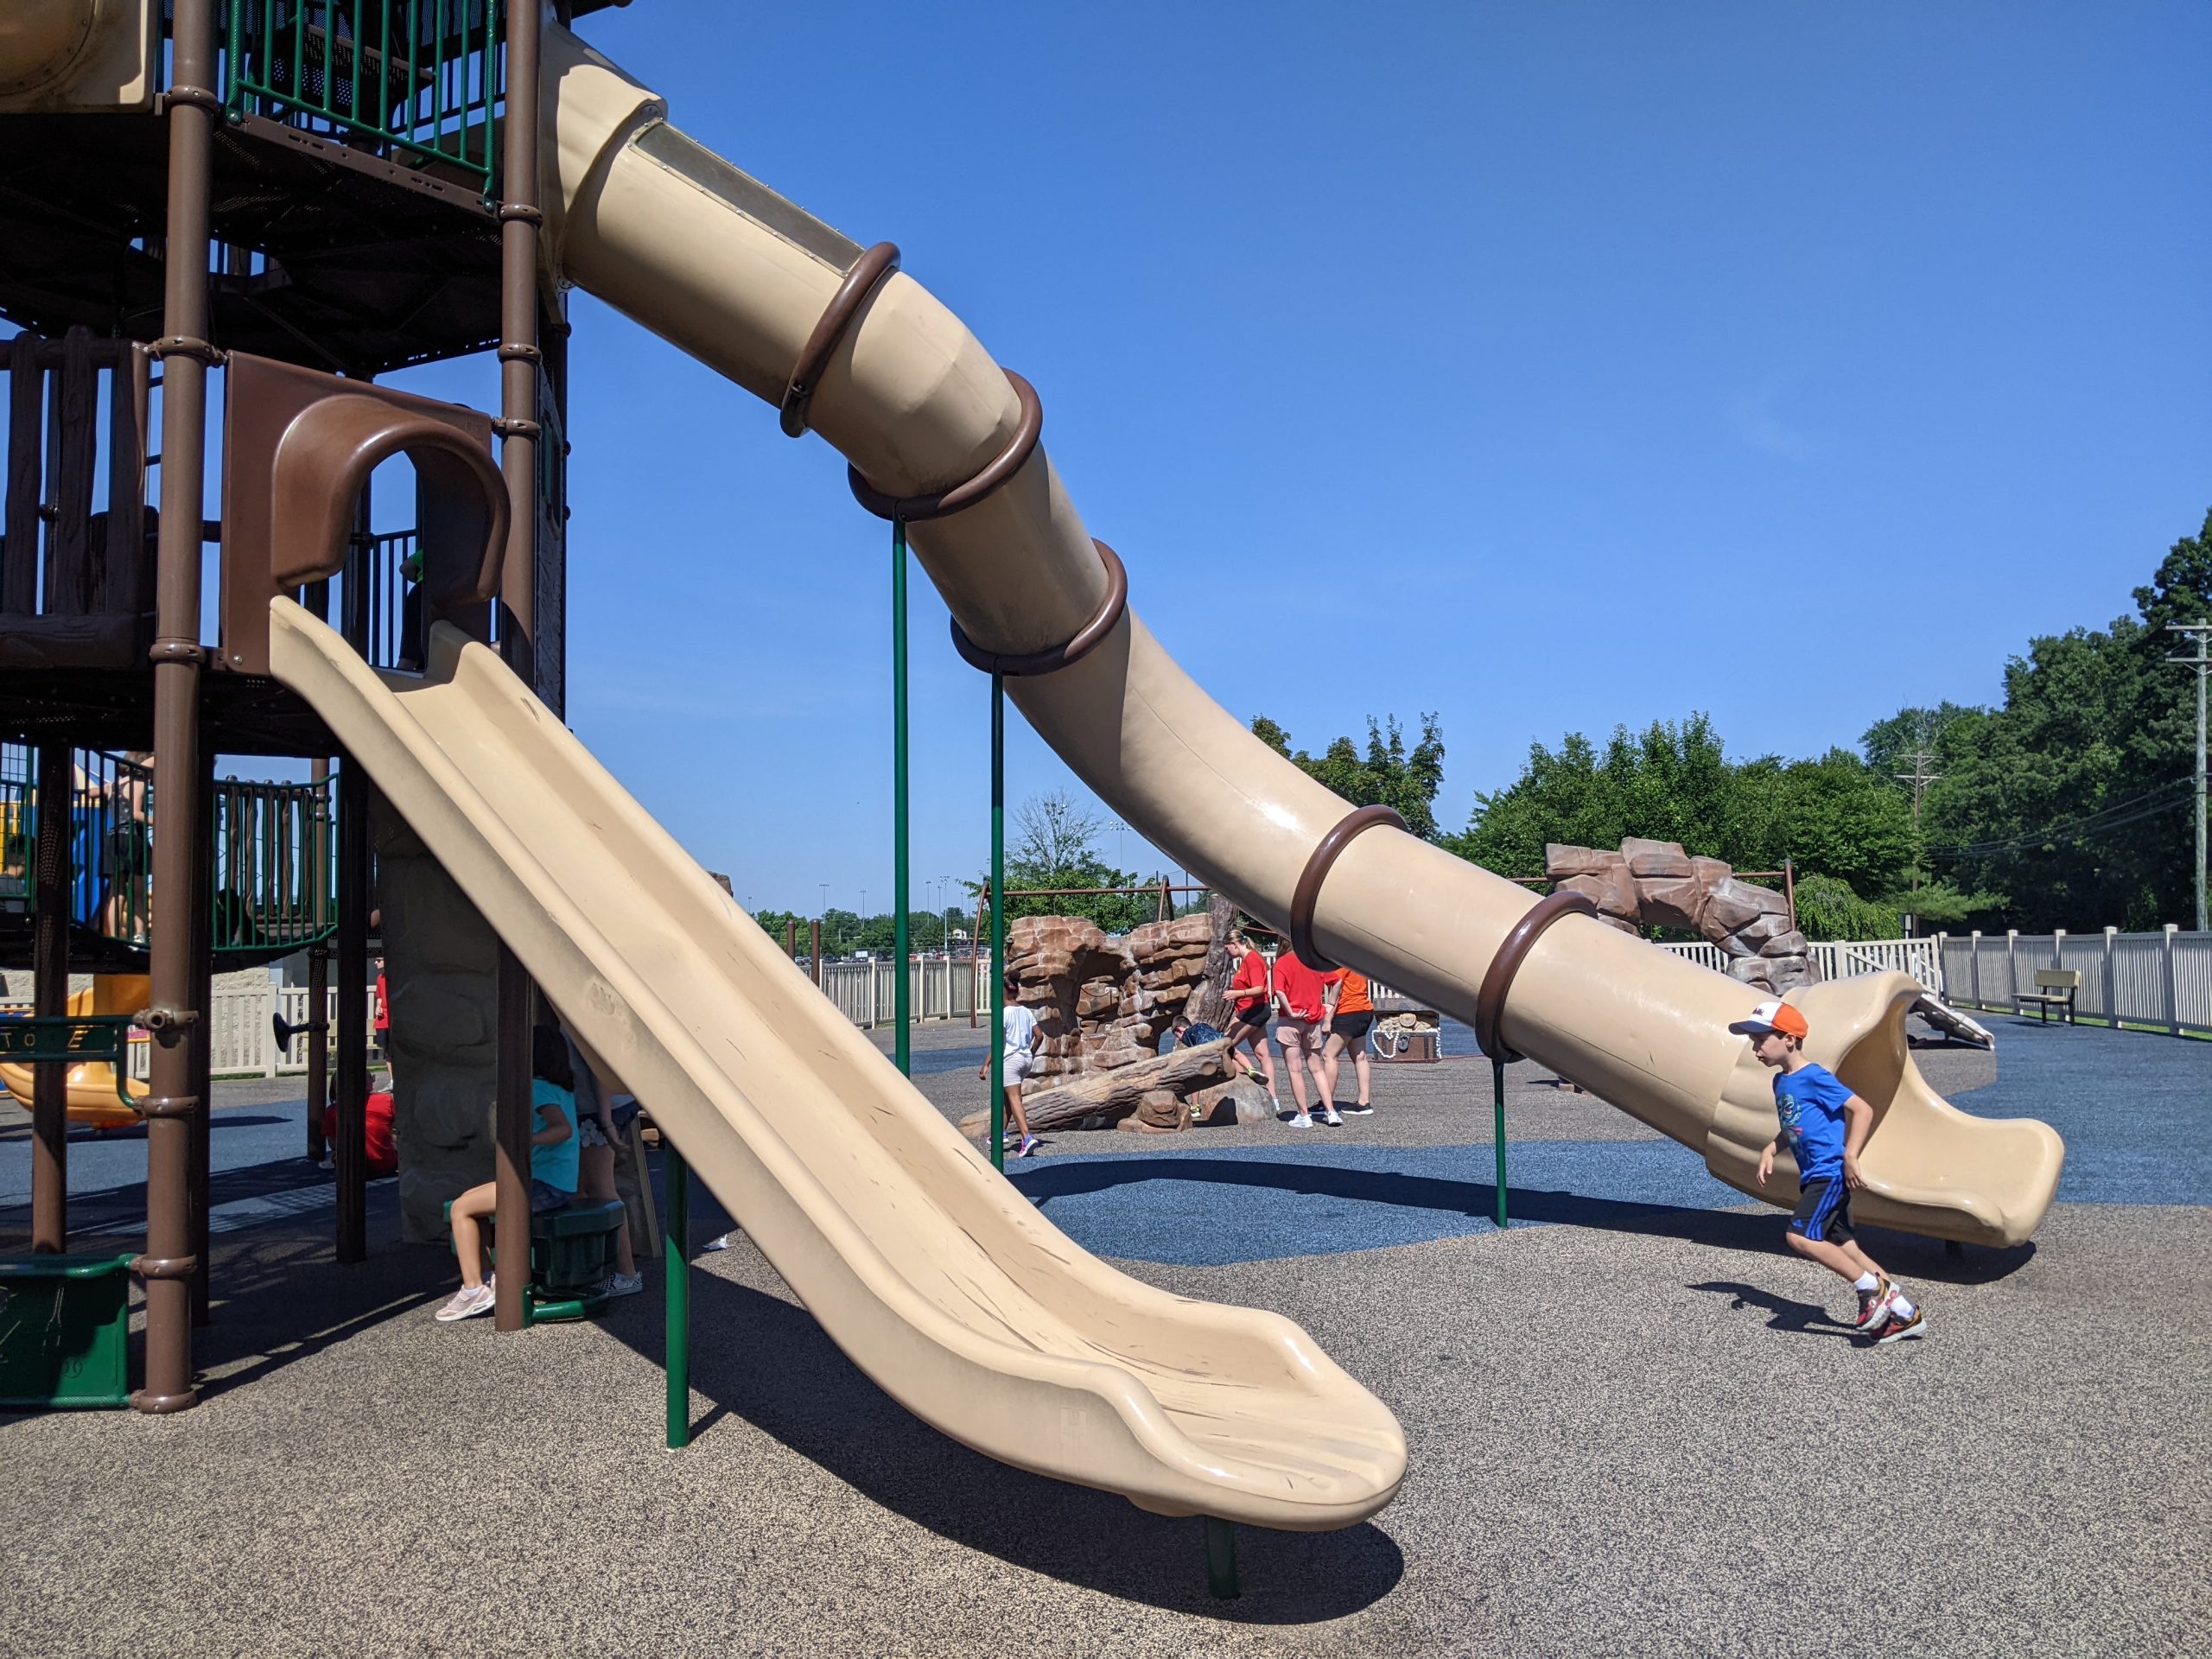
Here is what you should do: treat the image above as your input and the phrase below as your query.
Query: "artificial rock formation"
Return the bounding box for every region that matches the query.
[1545,838,1814,993]
[372,798,502,1242]
[1003,912,1217,1084]
[979,908,1235,1134]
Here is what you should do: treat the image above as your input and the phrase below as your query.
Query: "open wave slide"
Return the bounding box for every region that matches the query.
[272,23,2065,1534]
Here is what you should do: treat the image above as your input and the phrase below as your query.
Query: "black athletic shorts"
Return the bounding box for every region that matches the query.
[1332,1010,1375,1043]
[1789,1175,1853,1244]
[1227,1007,1269,1038]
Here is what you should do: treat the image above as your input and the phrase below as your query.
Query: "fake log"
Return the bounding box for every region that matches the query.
[959,1039,1234,1137]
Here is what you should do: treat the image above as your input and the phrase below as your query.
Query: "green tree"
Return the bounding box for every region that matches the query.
[1909,512,2212,930]
[1251,712,1448,840]
[973,789,1165,932]
[1442,715,1918,901]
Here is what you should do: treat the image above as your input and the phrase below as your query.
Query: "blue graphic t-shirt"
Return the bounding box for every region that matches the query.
[1773,1062,1853,1182]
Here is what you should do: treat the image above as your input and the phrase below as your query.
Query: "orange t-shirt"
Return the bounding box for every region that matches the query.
[1332,969,1373,1014]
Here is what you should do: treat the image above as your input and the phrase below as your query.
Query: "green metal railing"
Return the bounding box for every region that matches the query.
[221,2,505,190]
[1,745,155,947]
[356,527,423,670]
[213,773,337,956]
[2,742,336,959]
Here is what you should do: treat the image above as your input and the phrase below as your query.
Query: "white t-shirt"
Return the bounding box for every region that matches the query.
[1001,1003,1039,1059]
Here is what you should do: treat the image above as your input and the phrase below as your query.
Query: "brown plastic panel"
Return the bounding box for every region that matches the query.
[220,353,505,674]
[950,540,1128,678]
[782,240,900,437]
[848,370,1042,523]
[1288,805,1408,970]
[1472,890,1599,1064]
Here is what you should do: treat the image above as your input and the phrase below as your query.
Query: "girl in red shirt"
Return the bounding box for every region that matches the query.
[1223,929,1280,1110]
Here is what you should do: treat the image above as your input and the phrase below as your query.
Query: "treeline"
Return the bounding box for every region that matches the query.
[1251,509,2212,936]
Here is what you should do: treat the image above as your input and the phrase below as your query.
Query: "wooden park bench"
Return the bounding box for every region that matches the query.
[2018,969,2080,1025]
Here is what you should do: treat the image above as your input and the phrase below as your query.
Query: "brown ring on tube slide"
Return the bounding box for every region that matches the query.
[1472,890,1599,1065]
[950,541,1128,678]
[1287,805,1408,970]
[848,370,1044,524]
[781,240,901,438]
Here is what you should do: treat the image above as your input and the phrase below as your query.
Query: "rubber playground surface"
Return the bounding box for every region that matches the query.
[3,1016,2209,1657]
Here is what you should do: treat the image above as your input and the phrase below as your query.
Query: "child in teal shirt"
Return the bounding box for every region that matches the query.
[434,1027,578,1323]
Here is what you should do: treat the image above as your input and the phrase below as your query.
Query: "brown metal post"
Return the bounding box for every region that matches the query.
[969,883,990,1027]
[493,945,533,1332]
[486,0,547,1338]
[29,743,72,1253]
[810,920,823,988]
[334,753,369,1262]
[305,944,329,1162]
[134,0,218,1414]
[188,745,215,1325]
[496,0,543,683]
[306,758,330,1161]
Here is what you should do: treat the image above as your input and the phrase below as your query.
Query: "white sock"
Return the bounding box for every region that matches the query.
[1853,1273,1879,1292]
[1889,1293,1916,1318]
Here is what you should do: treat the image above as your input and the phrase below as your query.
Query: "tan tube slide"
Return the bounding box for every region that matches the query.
[534,26,2063,1249]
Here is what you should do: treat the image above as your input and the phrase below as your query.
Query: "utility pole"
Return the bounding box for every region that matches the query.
[2169,623,2211,932]
[1894,748,1943,935]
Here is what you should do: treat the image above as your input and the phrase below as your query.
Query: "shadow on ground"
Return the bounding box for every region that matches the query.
[1014,1154,2036,1283]
[619,1268,1407,1622]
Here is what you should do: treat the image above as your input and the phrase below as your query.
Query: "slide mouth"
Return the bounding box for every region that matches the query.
[1709,972,2064,1248]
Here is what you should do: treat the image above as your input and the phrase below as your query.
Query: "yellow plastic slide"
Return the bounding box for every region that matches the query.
[524,25,2063,1249]
[0,976,148,1130]
[269,601,1409,1530]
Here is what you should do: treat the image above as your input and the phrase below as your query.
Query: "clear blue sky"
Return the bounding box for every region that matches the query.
[385,0,2210,917]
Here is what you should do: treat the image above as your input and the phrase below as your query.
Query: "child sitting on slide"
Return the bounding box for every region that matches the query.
[433,1027,580,1323]
[1732,999,1925,1345]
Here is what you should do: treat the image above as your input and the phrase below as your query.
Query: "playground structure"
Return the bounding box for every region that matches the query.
[0,0,2063,1573]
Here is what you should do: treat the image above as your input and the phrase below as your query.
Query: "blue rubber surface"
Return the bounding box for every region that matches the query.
[5,1016,2205,1258]
[1010,1140,1744,1266]
[1938,1018,2212,1206]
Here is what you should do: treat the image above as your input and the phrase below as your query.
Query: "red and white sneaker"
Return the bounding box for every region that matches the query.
[1853,1275,1897,1332]
[1874,1306,1926,1345]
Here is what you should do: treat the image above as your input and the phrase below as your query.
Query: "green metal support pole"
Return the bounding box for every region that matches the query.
[1492,1058,1510,1228]
[1204,1516,1241,1599]
[665,1144,690,1449]
[893,521,912,1076]
[989,673,1007,1172]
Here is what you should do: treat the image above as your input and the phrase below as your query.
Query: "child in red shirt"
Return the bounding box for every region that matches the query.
[1222,929,1280,1110]
[1270,948,1336,1127]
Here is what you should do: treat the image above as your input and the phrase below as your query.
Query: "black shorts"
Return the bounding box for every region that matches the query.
[1332,1011,1375,1043]
[1227,1007,1269,1038]
[1789,1176,1853,1244]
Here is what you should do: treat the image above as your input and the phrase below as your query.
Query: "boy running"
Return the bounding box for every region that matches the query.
[1732,999,1925,1344]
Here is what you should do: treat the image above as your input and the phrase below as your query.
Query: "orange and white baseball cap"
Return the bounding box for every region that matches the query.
[1728,999,1808,1040]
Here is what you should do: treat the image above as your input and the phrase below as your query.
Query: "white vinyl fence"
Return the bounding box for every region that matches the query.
[2,984,377,1079]
[1937,926,2212,1037]
[1653,937,1943,990]
[816,957,982,1030]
